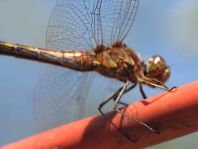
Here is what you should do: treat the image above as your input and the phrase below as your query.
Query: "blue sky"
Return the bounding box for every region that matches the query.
[0,0,197,148]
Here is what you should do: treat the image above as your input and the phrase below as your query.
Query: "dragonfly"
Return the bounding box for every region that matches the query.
[0,0,173,142]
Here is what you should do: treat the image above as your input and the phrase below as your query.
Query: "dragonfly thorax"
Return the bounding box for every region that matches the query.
[94,43,142,83]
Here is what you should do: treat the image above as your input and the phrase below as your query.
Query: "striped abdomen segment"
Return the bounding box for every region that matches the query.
[0,41,95,71]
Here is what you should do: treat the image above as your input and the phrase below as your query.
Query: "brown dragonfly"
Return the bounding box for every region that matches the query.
[0,0,173,142]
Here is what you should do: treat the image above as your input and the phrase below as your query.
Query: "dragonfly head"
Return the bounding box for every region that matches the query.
[145,55,170,83]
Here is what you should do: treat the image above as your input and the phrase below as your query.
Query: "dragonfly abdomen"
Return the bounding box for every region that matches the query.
[62,50,95,71]
[0,41,95,71]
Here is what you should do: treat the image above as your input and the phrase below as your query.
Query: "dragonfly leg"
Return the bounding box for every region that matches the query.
[139,83,147,99]
[114,108,157,133]
[99,83,136,108]
[98,87,123,110]
[113,82,158,134]
[167,86,177,91]
[98,81,137,142]
[141,76,176,91]
[113,81,129,110]
[116,83,137,106]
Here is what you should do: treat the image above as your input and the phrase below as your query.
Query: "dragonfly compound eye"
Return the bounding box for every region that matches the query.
[146,55,170,82]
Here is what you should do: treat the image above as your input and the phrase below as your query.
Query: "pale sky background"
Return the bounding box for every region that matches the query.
[0,0,197,148]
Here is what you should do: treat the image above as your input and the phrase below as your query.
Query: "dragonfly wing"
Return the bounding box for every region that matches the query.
[35,0,97,131]
[34,66,122,131]
[47,0,97,50]
[48,0,139,48]
[85,0,139,45]
[110,0,139,42]
[34,66,92,130]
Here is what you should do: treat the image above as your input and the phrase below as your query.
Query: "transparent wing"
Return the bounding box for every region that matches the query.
[108,0,139,42]
[88,0,139,44]
[47,0,139,49]
[34,66,122,131]
[47,0,97,50]
[34,66,91,130]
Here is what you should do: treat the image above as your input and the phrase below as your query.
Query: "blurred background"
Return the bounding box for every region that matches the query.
[0,0,197,148]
